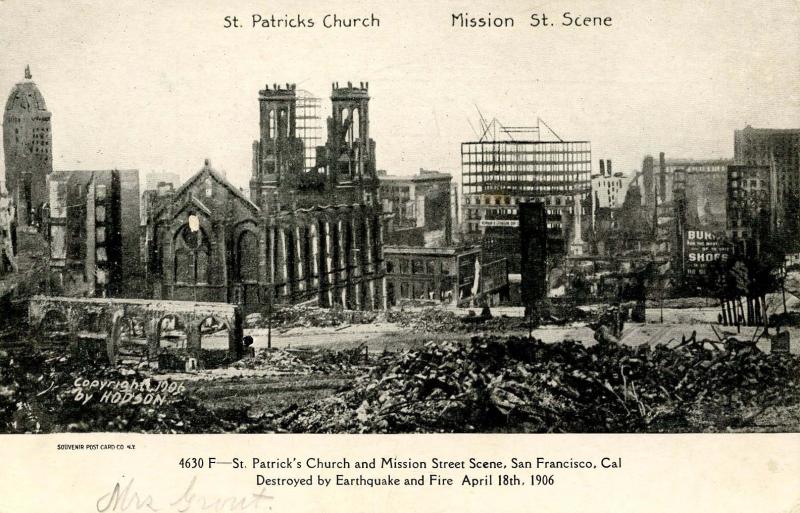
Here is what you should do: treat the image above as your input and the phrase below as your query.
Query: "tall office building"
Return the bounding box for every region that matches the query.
[734,126,800,229]
[461,122,591,271]
[3,66,52,227]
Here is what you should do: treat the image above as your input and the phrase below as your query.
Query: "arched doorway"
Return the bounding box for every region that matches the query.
[116,317,148,361]
[157,314,187,350]
[76,310,106,338]
[198,315,231,368]
[40,310,68,339]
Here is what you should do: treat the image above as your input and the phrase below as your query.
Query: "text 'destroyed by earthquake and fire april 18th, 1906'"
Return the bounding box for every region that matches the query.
[222,12,613,30]
[174,455,623,489]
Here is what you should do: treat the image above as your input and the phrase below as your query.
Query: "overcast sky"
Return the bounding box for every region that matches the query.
[1,0,798,190]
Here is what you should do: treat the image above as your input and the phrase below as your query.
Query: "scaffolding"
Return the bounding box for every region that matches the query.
[295,89,323,171]
[461,115,592,268]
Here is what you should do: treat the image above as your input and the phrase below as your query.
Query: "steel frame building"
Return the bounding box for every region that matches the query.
[461,138,592,270]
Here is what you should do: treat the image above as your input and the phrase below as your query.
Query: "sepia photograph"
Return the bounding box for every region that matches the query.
[1,0,799,440]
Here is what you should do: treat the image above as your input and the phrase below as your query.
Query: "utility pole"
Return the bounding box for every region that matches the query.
[267,286,273,350]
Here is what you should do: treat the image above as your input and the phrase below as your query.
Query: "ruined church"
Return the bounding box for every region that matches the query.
[145,82,386,311]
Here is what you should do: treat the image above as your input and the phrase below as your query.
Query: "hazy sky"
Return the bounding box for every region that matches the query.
[1,0,798,190]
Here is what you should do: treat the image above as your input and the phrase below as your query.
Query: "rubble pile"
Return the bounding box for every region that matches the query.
[386,307,464,332]
[230,346,370,375]
[245,306,380,329]
[387,306,593,333]
[269,336,800,433]
[0,348,233,434]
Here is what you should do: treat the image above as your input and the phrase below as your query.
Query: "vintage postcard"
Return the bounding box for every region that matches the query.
[0,0,798,511]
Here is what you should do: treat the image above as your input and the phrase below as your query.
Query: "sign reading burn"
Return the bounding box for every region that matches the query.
[685,230,729,278]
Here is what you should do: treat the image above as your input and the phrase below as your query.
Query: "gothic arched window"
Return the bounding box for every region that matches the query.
[173,223,210,284]
[237,231,259,282]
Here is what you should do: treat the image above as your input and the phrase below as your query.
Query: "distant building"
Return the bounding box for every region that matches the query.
[591,159,623,209]
[3,66,52,227]
[636,156,731,262]
[672,163,730,288]
[47,169,140,297]
[0,194,16,274]
[383,244,507,306]
[641,154,731,208]
[726,164,771,247]
[734,126,800,229]
[461,133,592,271]
[142,172,180,192]
[379,169,453,247]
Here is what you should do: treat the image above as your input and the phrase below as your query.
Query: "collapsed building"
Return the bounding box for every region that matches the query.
[145,82,387,311]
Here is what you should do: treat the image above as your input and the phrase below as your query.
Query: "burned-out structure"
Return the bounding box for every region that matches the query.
[0,194,16,274]
[734,126,800,233]
[146,82,386,311]
[379,168,454,247]
[383,244,507,306]
[461,120,592,272]
[47,169,141,297]
[726,164,771,251]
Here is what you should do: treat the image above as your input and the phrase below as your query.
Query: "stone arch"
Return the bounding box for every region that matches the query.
[39,309,68,336]
[197,315,233,369]
[197,315,230,348]
[78,308,107,334]
[155,313,188,351]
[108,310,149,364]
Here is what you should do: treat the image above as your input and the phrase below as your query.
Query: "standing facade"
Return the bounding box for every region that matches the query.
[48,169,140,297]
[379,169,453,247]
[734,126,800,230]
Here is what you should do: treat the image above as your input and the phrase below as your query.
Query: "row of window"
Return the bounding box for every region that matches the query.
[386,258,448,276]
[171,227,261,285]
[463,171,592,183]
[389,281,454,304]
[730,178,767,189]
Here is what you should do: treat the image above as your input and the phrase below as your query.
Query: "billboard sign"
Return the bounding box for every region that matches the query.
[479,219,519,228]
[685,230,729,280]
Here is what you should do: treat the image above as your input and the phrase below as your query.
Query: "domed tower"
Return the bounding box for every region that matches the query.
[3,66,52,227]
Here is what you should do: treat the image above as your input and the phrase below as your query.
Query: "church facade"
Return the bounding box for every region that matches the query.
[146,82,386,311]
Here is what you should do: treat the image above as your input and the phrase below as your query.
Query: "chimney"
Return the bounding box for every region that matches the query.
[599,160,605,175]
[606,159,612,176]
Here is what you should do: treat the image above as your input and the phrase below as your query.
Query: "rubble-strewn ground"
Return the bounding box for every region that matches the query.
[256,336,800,433]
[2,303,800,433]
